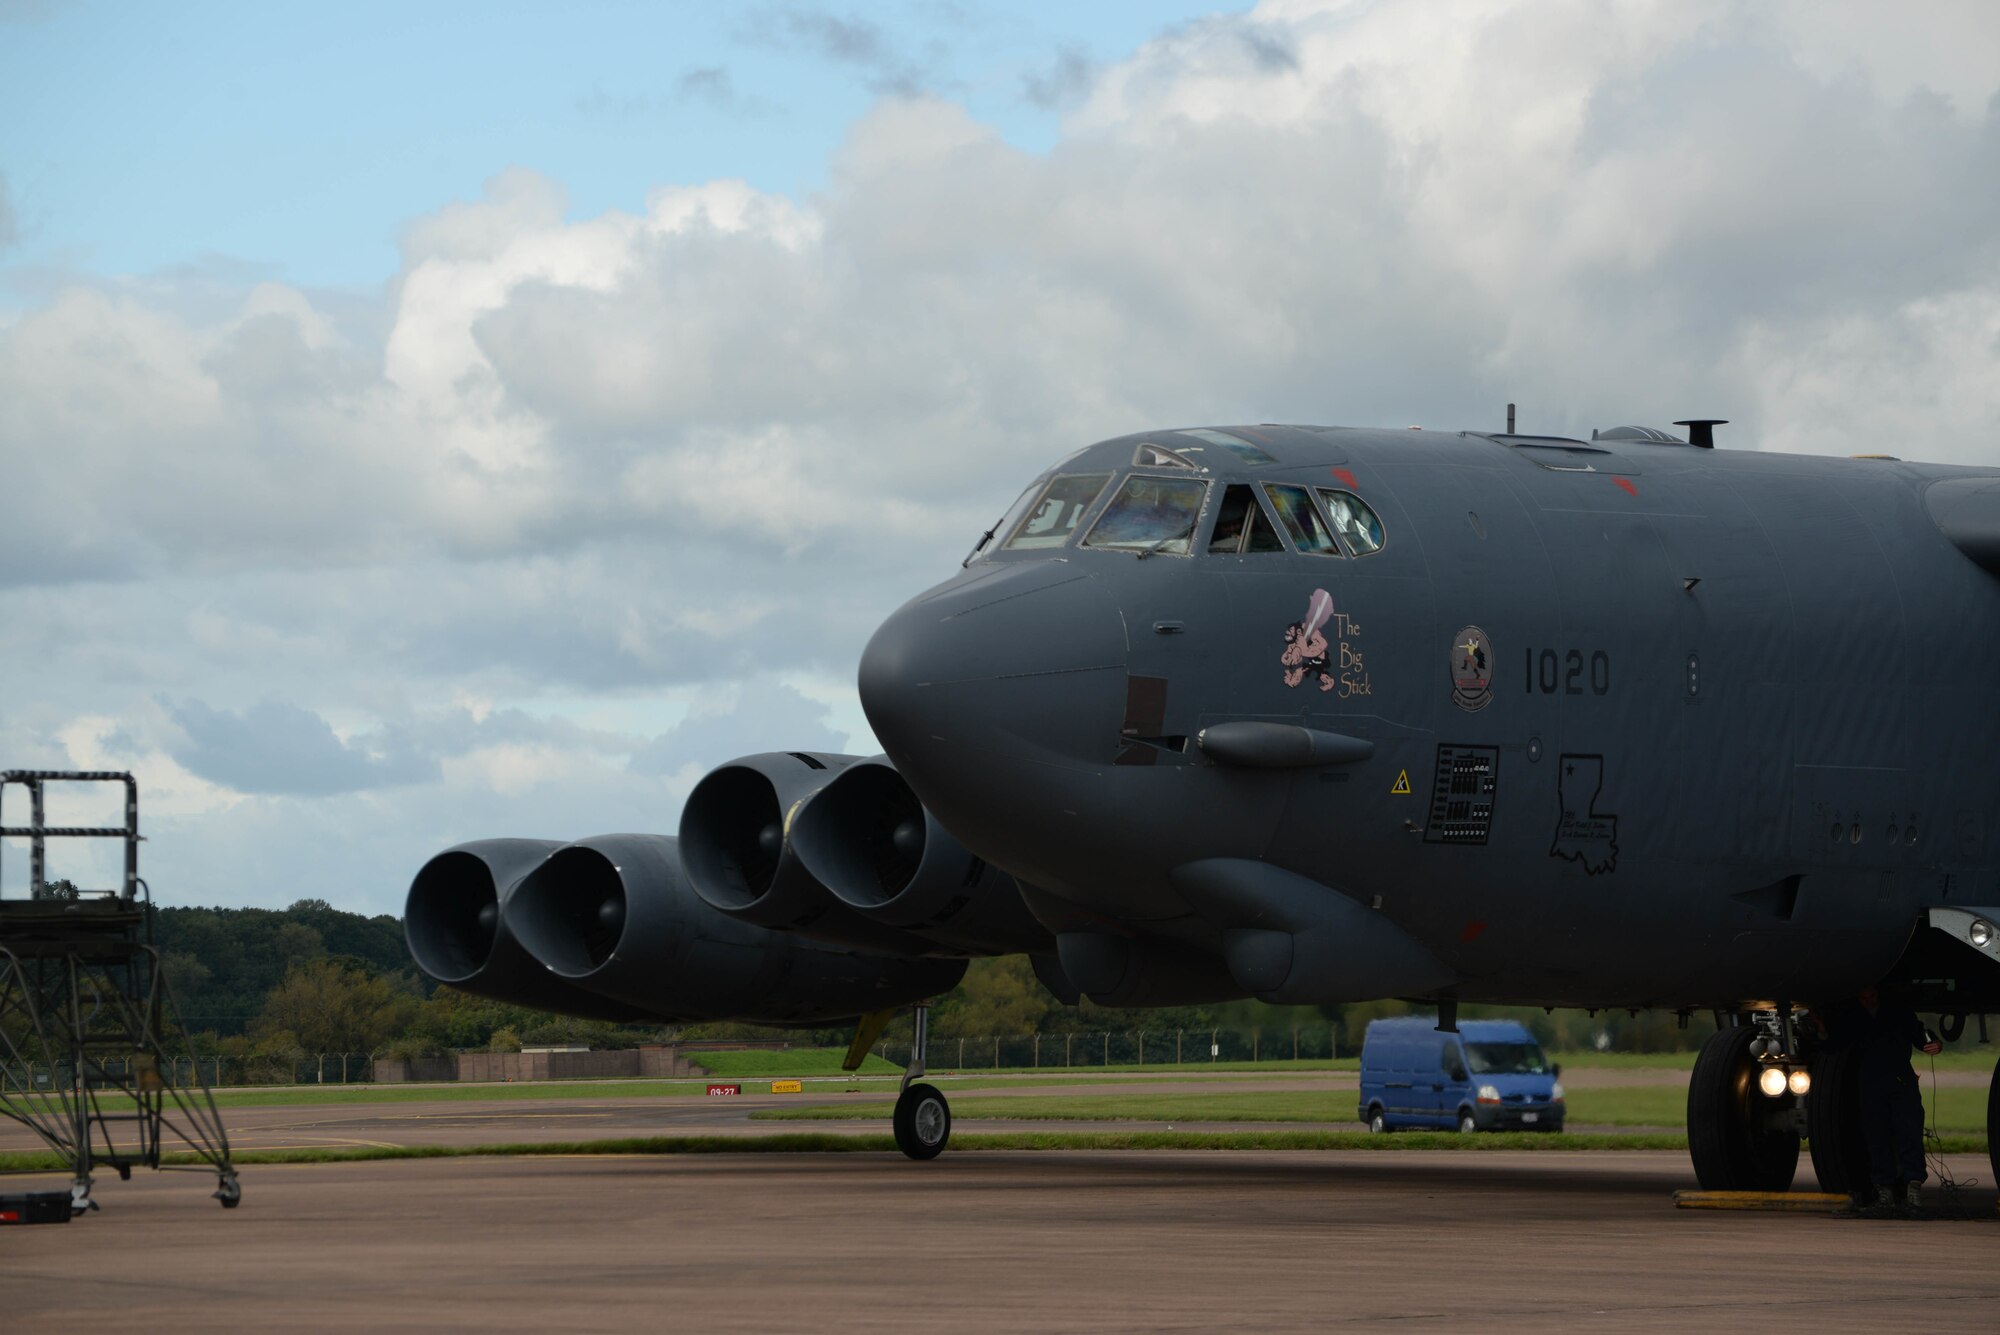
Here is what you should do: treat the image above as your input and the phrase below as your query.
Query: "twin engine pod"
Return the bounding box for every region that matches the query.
[405,838,650,1022]
[405,834,964,1025]
[678,752,1049,957]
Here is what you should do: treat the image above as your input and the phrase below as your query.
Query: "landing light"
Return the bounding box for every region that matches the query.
[1972,918,1994,950]
[1758,1066,1789,1098]
[1788,1068,1811,1096]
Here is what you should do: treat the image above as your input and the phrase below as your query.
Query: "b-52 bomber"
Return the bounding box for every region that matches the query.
[408,416,2000,1193]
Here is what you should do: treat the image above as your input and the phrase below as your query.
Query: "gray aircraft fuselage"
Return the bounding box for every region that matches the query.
[858,424,2000,1012]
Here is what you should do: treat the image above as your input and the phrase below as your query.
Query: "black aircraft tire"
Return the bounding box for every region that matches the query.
[1988,1058,2000,1190]
[1687,1025,1799,1192]
[893,1082,951,1161]
[1806,1049,1872,1195]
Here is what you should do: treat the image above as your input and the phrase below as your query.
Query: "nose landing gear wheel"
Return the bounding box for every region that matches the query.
[894,1082,951,1160]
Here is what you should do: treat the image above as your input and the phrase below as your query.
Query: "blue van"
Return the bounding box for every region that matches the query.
[1358,1016,1564,1133]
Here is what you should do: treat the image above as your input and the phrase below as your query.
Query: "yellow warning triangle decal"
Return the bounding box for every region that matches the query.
[1390,770,1411,795]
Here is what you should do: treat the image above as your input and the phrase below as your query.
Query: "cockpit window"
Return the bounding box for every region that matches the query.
[1178,429,1275,465]
[1263,483,1342,556]
[1133,442,1198,470]
[1003,473,1112,550]
[1083,475,1210,556]
[1318,488,1385,555]
[966,481,1044,564]
[1207,484,1285,555]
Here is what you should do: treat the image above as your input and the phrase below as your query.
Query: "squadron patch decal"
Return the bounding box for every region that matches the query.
[1550,754,1619,875]
[1449,625,1494,712]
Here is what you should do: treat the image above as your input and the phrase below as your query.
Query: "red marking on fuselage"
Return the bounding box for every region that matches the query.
[1460,919,1489,943]
[1333,467,1359,490]
[1613,477,1639,497]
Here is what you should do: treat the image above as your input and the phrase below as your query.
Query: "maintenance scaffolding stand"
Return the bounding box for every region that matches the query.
[0,771,238,1215]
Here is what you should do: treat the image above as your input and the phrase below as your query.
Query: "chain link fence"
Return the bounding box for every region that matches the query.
[7,1052,382,1089]
[9,1028,1358,1089]
[876,1027,1347,1070]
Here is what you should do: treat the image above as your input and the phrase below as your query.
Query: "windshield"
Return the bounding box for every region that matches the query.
[967,482,1044,563]
[1003,473,1113,550]
[1083,475,1209,555]
[1465,1041,1550,1075]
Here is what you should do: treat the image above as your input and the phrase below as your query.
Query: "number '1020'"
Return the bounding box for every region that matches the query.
[1525,648,1610,695]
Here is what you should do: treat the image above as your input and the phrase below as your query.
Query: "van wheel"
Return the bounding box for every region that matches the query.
[1457,1111,1477,1134]
[1367,1108,1387,1134]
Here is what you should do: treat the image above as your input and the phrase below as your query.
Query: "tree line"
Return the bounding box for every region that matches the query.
[143,900,1705,1083]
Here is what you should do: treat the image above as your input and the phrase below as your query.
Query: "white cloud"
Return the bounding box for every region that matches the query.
[2,1,1996,909]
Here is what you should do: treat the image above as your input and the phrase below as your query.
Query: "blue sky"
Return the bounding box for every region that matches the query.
[3,1,1230,290]
[1,2,1996,914]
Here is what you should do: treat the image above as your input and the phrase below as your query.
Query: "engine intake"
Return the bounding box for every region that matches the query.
[404,839,648,1022]
[790,758,1050,955]
[678,752,931,953]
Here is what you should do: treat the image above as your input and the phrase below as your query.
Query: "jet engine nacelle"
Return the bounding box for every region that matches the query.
[789,758,1051,956]
[404,838,651,1022]
[678,751,934,954]
[506,832,965,1024]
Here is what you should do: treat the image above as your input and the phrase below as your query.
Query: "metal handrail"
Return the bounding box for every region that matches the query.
[0,770,142,903]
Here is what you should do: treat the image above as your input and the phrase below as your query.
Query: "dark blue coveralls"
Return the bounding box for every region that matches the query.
[1823,1000,1931,1188]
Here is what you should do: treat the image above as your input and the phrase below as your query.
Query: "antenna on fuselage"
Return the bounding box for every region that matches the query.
[1673,419,1727,449]
[1506,403,1516,434]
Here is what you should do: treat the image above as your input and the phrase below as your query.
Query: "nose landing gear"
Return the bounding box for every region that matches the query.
[888,1001,952,1161]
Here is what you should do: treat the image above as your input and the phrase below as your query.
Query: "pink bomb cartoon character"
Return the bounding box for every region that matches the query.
[1281,588,1337,691]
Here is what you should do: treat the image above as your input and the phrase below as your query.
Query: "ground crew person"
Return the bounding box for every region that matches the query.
[1816,985,1942,1218]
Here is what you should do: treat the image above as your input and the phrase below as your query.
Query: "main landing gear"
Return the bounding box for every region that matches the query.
[891,1002,951,1161]
[1805,1046,1873,1196]
[1686,1016,1802,1192]
[1988,1056,2000,1190]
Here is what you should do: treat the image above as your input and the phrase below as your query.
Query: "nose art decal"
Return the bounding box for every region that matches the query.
[1281,588,1337,692]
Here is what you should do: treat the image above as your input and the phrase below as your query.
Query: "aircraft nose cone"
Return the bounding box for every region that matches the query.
[859,566,1127,772]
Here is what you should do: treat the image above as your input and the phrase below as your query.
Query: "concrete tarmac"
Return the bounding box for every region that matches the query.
[2,1149,1995,1331]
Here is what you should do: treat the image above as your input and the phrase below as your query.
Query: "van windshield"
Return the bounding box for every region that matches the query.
[1465,1041,1549,1075]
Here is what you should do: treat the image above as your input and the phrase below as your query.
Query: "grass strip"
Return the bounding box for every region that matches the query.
[749,1085,1992,1134]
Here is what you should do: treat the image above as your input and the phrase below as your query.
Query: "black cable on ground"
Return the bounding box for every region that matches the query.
[1921,1050,1975,1207]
